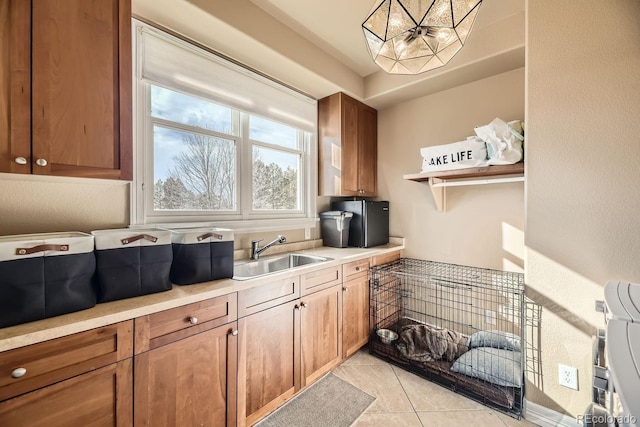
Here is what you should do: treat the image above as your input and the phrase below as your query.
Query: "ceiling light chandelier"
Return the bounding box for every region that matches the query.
[362,0,483,75]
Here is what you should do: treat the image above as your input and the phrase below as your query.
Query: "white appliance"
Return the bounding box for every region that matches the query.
[604,281,640,425]
[587,281,640,427]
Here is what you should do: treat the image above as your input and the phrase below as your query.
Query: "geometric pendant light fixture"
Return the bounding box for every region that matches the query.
[362,0,482,74]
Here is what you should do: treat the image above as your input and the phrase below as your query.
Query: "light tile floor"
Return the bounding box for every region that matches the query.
[332,348,537,427]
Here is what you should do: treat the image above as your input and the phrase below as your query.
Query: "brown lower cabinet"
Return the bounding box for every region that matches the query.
[237,267,343,426]
[237,299,300,426]
[133,294,238,427]
[0,359,132,427]
[134,322,238,427]
[300,284,343,387]
[342,260,371,359]
[0,321,133,426]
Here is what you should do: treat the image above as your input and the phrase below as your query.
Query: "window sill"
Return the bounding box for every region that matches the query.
[135,217,319,234]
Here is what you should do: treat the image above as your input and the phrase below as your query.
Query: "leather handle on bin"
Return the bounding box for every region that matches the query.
[15,244,69,255]
[197,232,223,241]
[121,234,158,245]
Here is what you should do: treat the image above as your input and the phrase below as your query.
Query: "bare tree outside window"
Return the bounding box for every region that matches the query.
[154,133,236,210]
[170,134,236,210]
[151,86,303,213]
[154,133,300,211]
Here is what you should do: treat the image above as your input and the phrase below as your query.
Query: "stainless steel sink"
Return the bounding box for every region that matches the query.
[233,253,332,280]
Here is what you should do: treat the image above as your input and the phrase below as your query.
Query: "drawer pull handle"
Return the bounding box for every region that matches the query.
[355,266,361,271]
[11,368,27,379]
[188,317,198,325]
[231,329,238,336]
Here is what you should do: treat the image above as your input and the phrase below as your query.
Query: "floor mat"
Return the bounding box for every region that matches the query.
[255,372,375,427]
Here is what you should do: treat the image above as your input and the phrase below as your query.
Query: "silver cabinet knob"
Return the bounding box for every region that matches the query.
[14,157,27,165]
[343,287,349,292]
[188,316,198,325]
[35,158,48,167]
[11,368,27,379]
[231,329,238,336]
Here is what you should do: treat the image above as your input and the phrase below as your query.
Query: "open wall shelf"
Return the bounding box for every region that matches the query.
[403,163,524,211]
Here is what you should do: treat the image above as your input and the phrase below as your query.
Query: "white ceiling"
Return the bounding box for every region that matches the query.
[248,0,526,77]
[133,0,526,108]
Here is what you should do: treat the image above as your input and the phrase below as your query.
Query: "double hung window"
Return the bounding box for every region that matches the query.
[132,21,317,228]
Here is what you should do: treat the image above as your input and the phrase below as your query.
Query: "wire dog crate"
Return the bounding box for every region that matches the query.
[370,258,526,418]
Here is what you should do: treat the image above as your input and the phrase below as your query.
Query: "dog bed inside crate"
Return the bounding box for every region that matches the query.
[370,318,518,411]
[369,258,525,418]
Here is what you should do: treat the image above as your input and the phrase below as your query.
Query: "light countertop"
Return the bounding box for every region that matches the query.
[0,242,404,352]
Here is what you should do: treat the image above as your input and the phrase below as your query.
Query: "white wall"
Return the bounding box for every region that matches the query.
[378,68,525,272]
[525,0,640,416]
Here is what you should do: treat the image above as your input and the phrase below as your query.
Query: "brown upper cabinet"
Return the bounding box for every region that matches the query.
[0,0,132,180]
[318,92,377,197]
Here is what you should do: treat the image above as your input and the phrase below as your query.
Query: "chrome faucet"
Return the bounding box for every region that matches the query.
[250,235,286,260]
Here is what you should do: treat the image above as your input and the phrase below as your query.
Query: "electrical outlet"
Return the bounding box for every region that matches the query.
[484,309,497,325]
[558,364,578,390]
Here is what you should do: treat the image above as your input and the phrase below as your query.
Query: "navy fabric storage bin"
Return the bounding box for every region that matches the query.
[166,228,234,285]
[0,232,96,328]
[92,229,173,303]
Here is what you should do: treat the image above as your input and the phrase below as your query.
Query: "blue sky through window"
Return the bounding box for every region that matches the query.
[151,85,299,181]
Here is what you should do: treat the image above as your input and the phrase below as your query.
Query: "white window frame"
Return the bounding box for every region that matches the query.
[131,21,317,233]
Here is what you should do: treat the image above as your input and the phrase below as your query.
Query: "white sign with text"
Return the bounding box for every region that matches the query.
[420,137,488,173]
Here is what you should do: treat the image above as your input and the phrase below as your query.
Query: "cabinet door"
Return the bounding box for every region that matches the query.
[300,284,343,387]
[0,359,133,427]
[343,273,370,358]
[134,322,238,427]
[31,0,132,179]
[358,104,377,196]
[238,300,300,427]
[0,0,30,174]
[340,94,360,195]
[318,92,378,196]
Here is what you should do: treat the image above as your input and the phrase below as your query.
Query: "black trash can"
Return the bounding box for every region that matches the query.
[319,211,353,248]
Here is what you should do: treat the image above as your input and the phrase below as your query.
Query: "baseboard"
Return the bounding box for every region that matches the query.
[525,399,582,427]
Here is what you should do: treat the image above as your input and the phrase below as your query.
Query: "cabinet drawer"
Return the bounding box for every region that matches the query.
[343,259,370,279]
[301,266,342,296]
[135,293,237,353]
[238,277,300,318]
[0,321,133,401]
[371,250,401,267]
[0,359,133,426]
